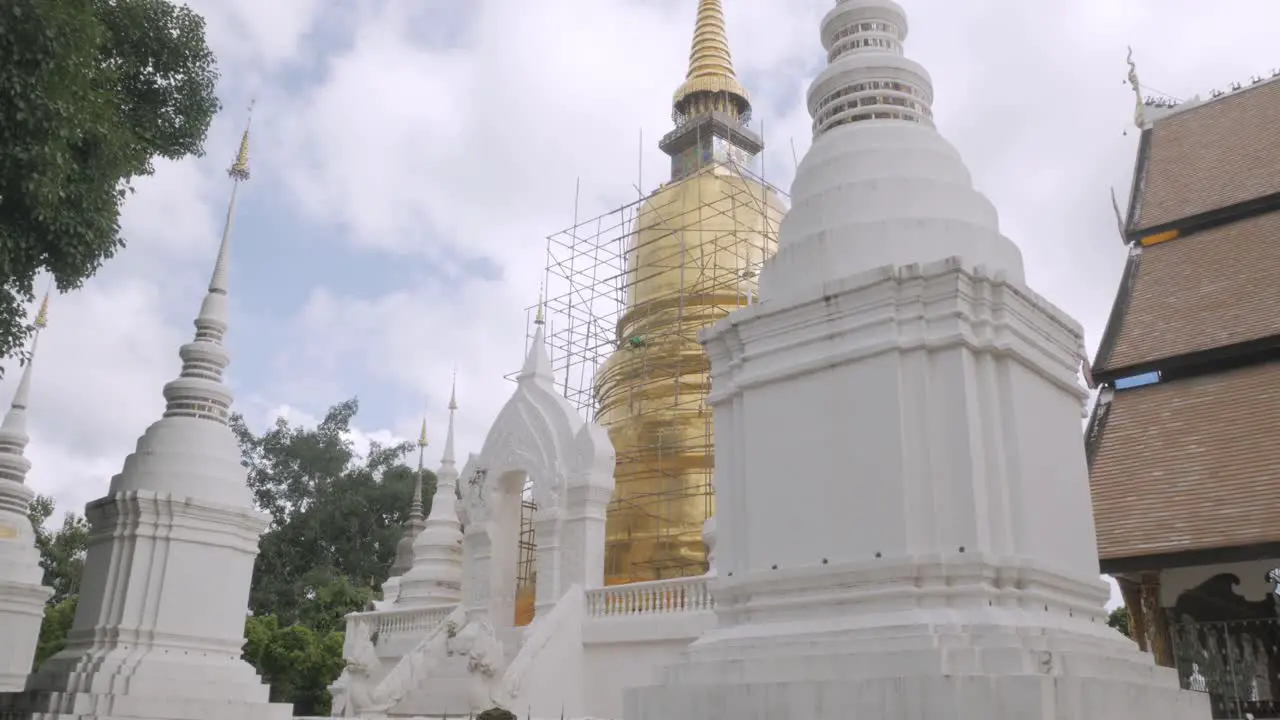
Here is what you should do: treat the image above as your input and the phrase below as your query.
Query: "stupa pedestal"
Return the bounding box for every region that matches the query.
[625,259,1206,719]
[625,1,1209,717]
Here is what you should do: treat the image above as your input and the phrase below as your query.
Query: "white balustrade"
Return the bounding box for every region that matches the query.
[585,576,714,619]
[346,604,454,640]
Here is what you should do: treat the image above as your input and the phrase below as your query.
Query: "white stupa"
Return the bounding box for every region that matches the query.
[379,416,430,608]
[2,114,292,720]
[625,2,1209,718]
[397,378,464,608]
[0,296,54,691]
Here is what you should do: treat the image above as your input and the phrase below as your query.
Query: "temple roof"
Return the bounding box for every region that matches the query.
[1088,361,1280,565]
[1093,209,1280,376]
[1128,77,1280,235]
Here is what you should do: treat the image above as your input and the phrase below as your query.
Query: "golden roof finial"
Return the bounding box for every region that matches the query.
[534,283,545,326]
[33,292,49,330]
[418,416,428,448]
[228,98,254,182]
[672,0,750,116]
[1126,47,1146,129]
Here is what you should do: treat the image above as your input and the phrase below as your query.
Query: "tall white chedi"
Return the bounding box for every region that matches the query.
[626,2,1208,719]
[378,416,430,607]
[0,296,54,692]
[3,116,292,720]
[397,379,463,608]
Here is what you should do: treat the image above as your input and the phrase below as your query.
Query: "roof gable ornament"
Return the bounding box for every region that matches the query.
[1126,47,1145,130]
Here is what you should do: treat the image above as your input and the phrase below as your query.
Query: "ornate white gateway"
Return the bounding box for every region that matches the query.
[457,321,616,629]
[336,323,633,717]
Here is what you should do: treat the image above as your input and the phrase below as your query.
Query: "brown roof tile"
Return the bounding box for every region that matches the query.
[1089,361,1280,562]
[1131,78,1280,229]
[1098,210,1280,372]
[1133,78,1280,231]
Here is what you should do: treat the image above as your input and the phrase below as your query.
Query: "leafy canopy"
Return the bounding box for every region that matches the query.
[0,0,220,369]
[243,614,346,717]
[27,494,89,605]
[26,495,89,668]
[231,398,434,625]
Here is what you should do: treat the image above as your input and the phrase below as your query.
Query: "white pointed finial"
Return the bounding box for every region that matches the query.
[443,377,457,466]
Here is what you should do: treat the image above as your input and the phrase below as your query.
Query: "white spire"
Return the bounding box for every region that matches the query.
[0,294,48,486]
[159,115,251,427]
[443,372,457,466]
[759,0,1024,301]
[396,381,464,608]
[104,108,256,510]
[519,322,554,384]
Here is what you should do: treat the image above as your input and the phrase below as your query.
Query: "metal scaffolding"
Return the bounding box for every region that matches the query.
[514,477,537,625]
[516,156,787,582]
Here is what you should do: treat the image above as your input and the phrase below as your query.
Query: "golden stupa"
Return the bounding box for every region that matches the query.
[596,0,786,584]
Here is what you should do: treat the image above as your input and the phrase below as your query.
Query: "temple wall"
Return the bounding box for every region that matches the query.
[581,610,715,718]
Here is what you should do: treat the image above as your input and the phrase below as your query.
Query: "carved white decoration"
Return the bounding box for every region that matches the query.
[329,618,382,717]
[446,614,508,713]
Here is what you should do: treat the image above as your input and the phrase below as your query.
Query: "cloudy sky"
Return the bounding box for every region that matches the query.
[3,0,1277,599]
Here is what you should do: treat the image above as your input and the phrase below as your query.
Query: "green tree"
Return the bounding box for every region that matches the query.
[26,495,89,670]
[0,0,221,371]
[231,398,433,625]
[33,596,77,667]
[230,398,431,712]
[243,614,346,717]
[1108,606,1131,638]
[27,494,89,604]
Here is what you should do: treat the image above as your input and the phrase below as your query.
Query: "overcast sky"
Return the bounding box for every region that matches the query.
[3,0,1278,606]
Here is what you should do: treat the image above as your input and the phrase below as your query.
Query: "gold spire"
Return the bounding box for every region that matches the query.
[1126,48,1145,129]
[418,416,428,448]
[535,283,545,326]
[33,292,49,330]
[228,99,254,182]
[672,0,750,117]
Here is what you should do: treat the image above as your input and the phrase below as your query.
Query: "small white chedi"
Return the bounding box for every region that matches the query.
[0,296,53,692]
[0,120,293,720]
[624,1,1208,718]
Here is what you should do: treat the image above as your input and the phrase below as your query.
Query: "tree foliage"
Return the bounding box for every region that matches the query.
[231,397,433,625]
[0,0,220,370]
[243,614,346,717]
[230,398,431,713]
[26,495,89,669]
[34,596,77,667]
[27,494,89,604]
[1108,605,1131,638]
